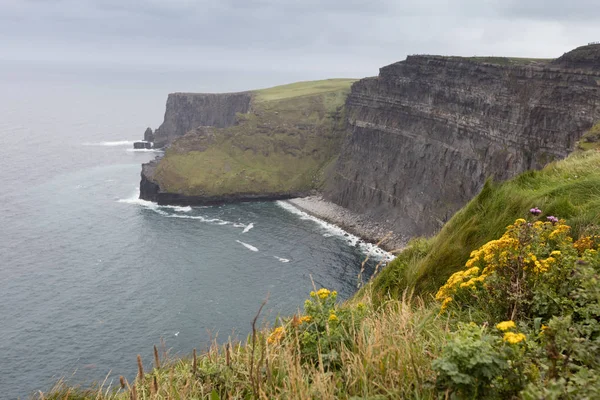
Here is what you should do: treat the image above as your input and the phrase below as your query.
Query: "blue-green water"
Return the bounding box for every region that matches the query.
[0,65,383,399]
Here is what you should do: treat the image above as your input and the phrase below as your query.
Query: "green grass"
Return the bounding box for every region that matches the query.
[371,150,600,297]
[577,122,600,151]
[446,56,553,66]
[153,79,355,196]
[253,79,357,102]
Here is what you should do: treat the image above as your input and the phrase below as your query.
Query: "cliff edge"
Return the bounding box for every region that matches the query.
[324,44,600,238]
[140,79,356,205]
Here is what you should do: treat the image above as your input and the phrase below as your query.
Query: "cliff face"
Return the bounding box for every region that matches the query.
[325,45,600,238]
[140,80,355,204]
[153,92,252,148]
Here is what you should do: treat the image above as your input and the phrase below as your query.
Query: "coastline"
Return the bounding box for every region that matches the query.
[285,195,407,253]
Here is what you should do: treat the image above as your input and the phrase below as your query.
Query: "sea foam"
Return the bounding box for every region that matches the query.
[83,140,137,146]
[276,201,394,262]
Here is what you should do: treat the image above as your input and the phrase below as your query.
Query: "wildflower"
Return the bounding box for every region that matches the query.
[267,327,285,344]
[316,288,331,299]
[547,216,559,223]
[310,291,316,297]
[328,313,338,322]
[300,315,312,324]
[440,297,452,311]
[496,320,516,331]
[530,207,542,216]
[550,250,561,257]
[503,332,526,344]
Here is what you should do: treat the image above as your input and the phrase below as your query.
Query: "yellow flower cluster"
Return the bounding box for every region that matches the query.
[328,313,338,322]
[310,288,337,300]
[503,332,526,344]
[496,320,516,331]
[436,217,577,311]
[300,315,312,324]
[574,236,599,254]
[267,326,285,344]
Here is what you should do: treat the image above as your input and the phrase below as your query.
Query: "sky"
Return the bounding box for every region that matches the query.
[1,0,599,79]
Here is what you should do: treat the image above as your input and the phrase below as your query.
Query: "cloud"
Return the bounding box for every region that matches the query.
[1,0,599,77]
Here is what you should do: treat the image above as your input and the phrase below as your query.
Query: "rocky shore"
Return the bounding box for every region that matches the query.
[286,195,407,253]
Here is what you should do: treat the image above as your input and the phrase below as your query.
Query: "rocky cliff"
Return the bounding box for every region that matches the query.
[152,92,252,148]
[140,80,355,205]
[324,44,600,238]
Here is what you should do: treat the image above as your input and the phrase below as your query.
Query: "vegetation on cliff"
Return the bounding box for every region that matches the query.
[151,79,355,198]
[41,150,600,399]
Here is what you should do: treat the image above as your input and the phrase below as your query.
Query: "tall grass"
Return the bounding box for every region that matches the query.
[372,150,600,296]
[37,290,447,400]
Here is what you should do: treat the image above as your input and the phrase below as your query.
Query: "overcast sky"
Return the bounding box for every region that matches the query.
[1,0,599,78]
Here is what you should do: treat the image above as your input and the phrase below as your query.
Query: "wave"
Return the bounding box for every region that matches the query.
[273,256,290,263]
[276,201,394,262]
[236,240,259,252]
[242,222,254,233]
[82,140,137,146]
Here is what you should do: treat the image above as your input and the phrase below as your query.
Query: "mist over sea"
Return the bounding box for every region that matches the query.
[0,62,381,399]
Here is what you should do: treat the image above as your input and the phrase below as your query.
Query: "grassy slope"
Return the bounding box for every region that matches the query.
[153,79,356,196]
[39,152,600,399]
[372,149,600,298]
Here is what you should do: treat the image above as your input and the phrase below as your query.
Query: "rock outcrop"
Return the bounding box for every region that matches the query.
[152,92,252,148]
[139,80,354,205]
[143,127,154,143]
[324,45,600,238]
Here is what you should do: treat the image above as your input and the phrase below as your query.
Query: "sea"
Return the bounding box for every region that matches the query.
[0,62,386,399]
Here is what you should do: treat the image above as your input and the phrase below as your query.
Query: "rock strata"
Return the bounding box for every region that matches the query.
[324,45,600,238]
[152,92,252,148]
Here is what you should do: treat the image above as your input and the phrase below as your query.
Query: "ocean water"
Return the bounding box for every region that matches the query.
[0,64,384,399]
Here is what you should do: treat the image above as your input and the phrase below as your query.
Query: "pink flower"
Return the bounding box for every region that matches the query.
[547,216,559,223]
[529,207,542,216]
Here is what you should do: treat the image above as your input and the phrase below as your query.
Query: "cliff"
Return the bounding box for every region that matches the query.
[152,92,252,148]
[140,79,356,205]
[324,44,600,239]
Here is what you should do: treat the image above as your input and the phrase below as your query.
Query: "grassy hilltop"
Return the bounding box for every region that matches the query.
[152,79,356,197]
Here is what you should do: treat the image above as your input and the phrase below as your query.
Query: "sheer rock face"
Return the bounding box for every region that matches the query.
[325,49,600,238]
[152,92,252,148]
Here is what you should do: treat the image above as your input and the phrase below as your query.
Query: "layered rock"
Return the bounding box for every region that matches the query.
[324,45,600,238]
[152,92,252,148]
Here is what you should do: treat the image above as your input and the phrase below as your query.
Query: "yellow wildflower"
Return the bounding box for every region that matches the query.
[440,297,452,311]
[300,315,312,324]
[503,332,526,344]
[317,288,331,299]
[328,313,338,322]
[267,327,285,344]
[496,320,516,331]
[550,251,561,257]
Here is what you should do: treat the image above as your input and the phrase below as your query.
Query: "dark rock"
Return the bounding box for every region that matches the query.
[152,92,252,148]
[324,52,600,239]
[144,127,154,142]
[133,141,152,149]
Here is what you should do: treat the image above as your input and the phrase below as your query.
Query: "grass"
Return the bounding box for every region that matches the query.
[577,122,600,151]
[153,79,355,196]
[446,56,553,66]
[36,150,600,399]
[371,149,600,297]
[253,79,357,102]
[37,290,447,400]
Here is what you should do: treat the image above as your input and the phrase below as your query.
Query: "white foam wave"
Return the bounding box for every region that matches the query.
[236,240,258,252]
[83,140,136,146]
[276,201,394,262]
[273,256,290,263]
[233,223,246,228]
[242,223,254,233]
